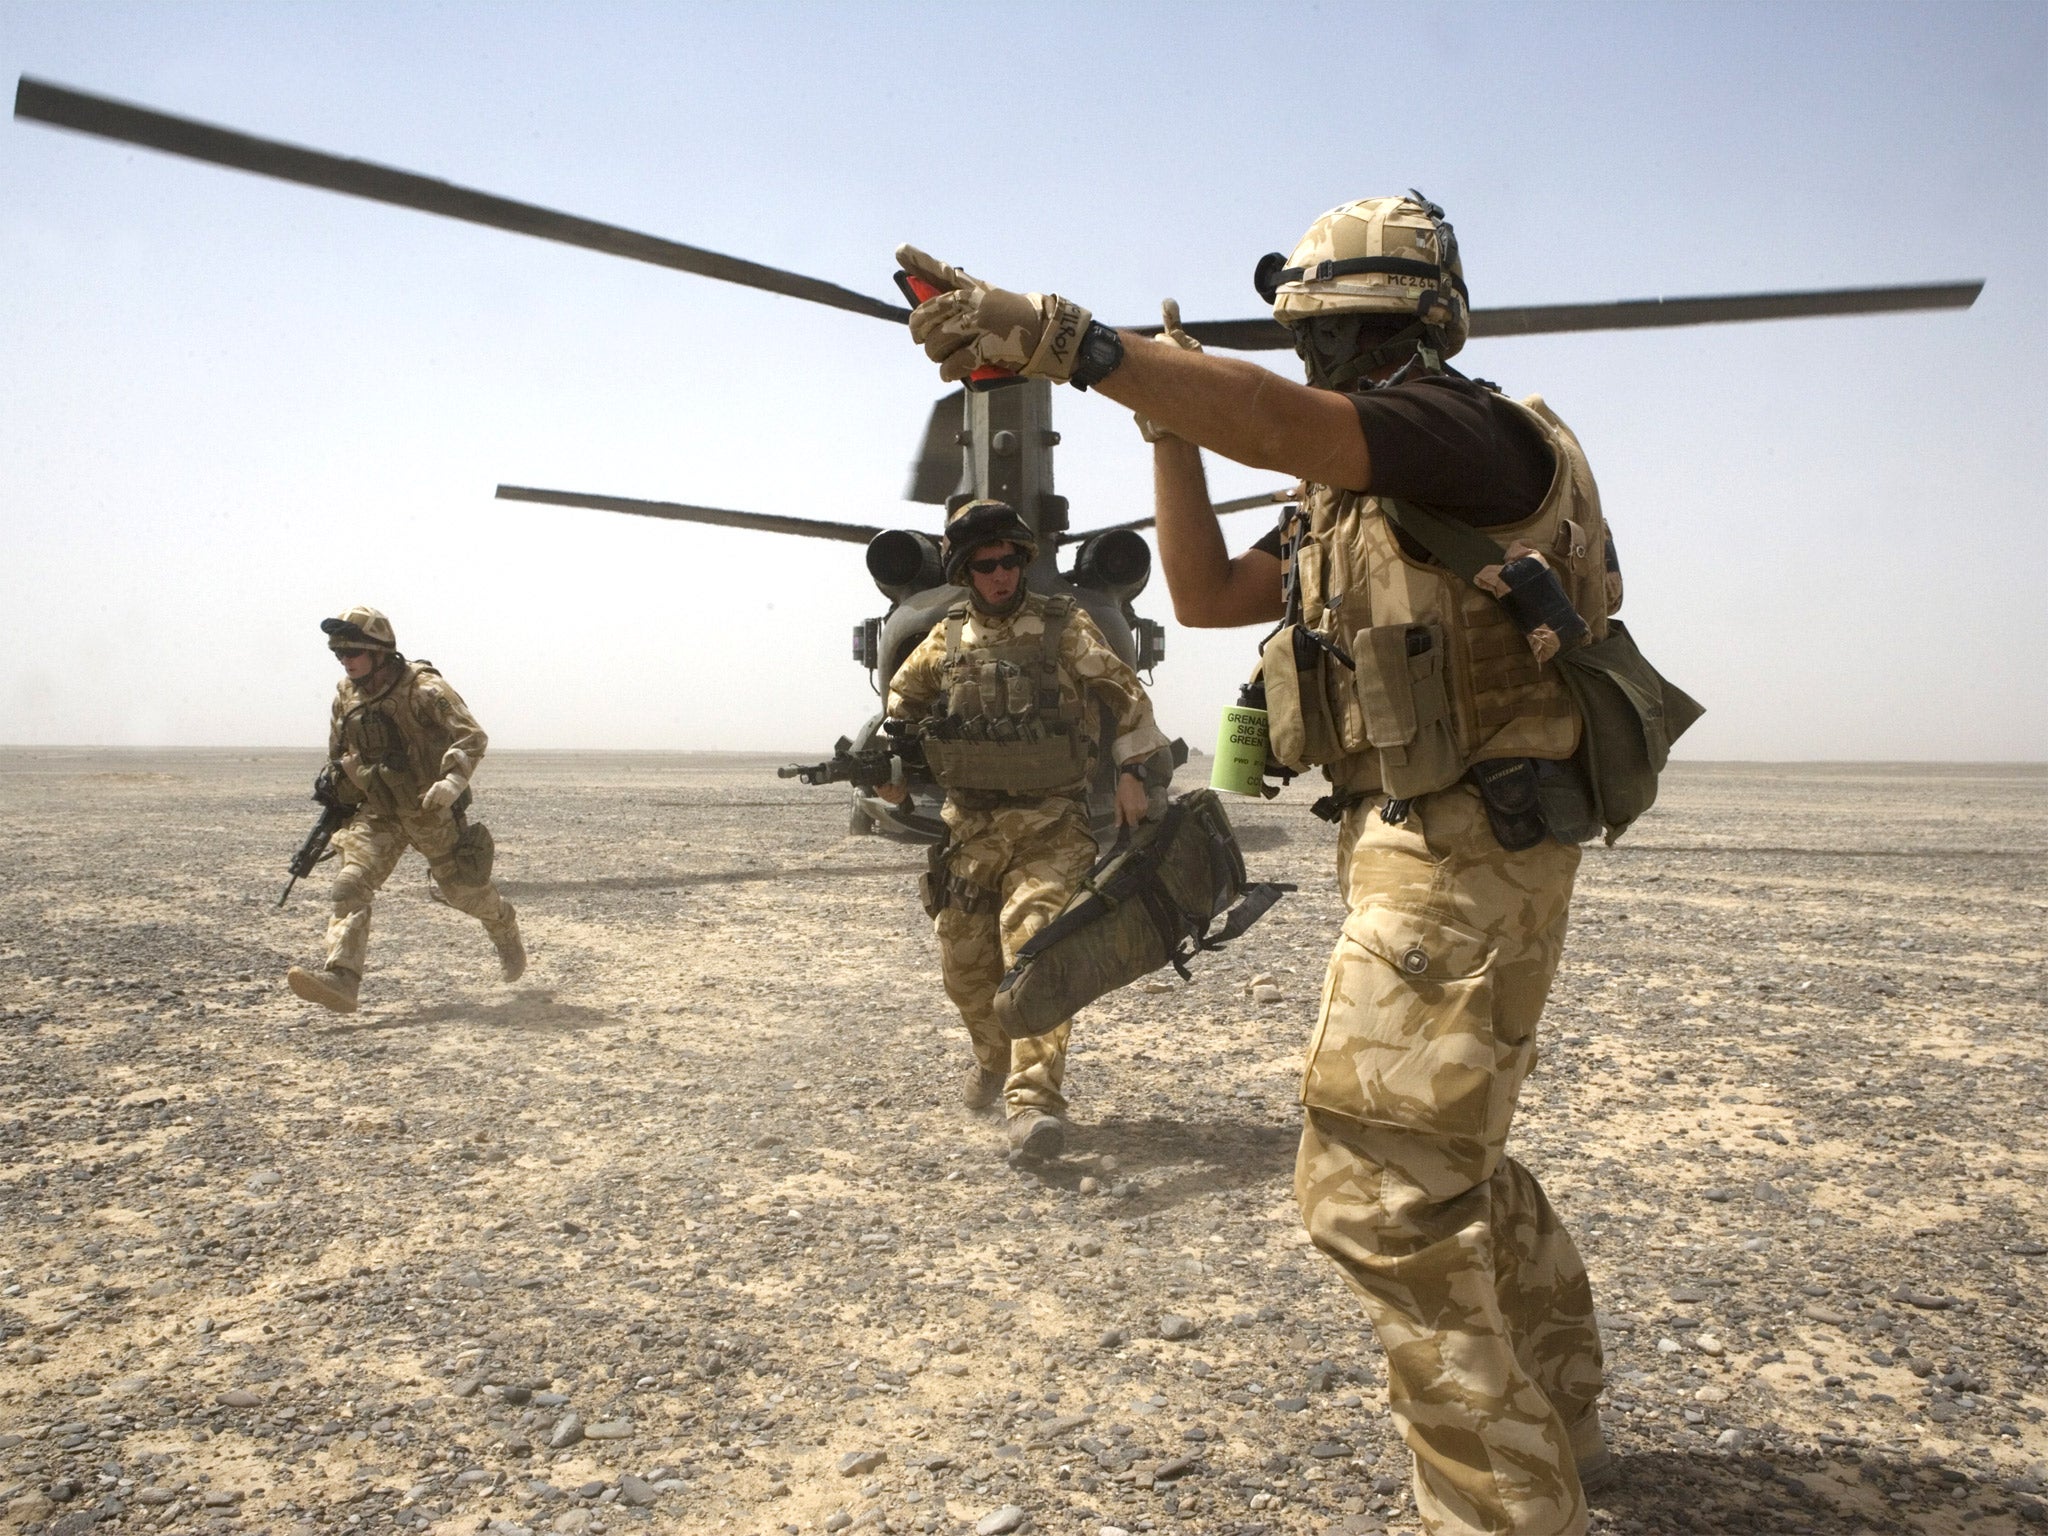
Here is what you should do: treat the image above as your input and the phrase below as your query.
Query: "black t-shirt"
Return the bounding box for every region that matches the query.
[1249,373,1556,558]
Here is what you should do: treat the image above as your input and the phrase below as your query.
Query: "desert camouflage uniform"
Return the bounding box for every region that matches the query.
[888,597,1169,1117]
[323,662,516,978]
[1296,784,1600,1536]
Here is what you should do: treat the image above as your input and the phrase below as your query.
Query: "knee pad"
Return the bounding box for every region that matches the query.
[331,866,375,913]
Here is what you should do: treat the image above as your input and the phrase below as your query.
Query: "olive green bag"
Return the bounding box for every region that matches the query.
[1552,621,1704,842]
[992,790,1293,1040]
[1382,499,1703,844]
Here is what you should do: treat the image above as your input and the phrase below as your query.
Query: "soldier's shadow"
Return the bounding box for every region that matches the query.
[317,989,612,1035]
[1592,1446,2007,1532]
[1030,1112,1299,1207]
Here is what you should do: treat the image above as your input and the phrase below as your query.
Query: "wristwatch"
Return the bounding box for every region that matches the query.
[1119,761,1148,780]
[1069,320,1126,391]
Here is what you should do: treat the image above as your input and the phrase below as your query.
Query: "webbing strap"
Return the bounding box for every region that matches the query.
[1379,498,1509,584]
[1201,882,1294,948]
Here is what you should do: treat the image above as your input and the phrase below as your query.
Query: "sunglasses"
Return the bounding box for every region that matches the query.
[967,552,1027,575]
[333,647,369,661]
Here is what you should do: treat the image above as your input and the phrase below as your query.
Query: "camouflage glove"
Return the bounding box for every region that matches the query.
[338,750,366,788]
[1136,299,1202,443]
[896,244,1092,385]
[419,775,464,814]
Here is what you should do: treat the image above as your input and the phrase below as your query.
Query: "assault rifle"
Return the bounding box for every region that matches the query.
[277,764,358,908]
[779,721,925,791]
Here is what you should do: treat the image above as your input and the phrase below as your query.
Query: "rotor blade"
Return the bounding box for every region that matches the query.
[14,76,909,324]
[906,388,967,504]
[496,485,882,544]
[1063,487,1293,540]
[1145,281,1982,350]
[1468,281,1984,338]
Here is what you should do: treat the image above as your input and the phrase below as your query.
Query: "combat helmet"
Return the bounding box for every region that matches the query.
[941,499,1039,585]
[1254,191,1469,389]
[320,605,398,653]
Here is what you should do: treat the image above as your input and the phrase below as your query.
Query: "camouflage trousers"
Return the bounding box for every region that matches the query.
[933,798,1099,1118]
[1295,784,1601,1536]
[323,809,511,977]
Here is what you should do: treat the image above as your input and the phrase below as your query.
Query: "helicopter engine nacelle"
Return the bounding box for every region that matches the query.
[865,529,946,602]
[1069,528,1152,606]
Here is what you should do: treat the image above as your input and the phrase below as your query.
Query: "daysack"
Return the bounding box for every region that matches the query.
[992,790,1292,1040]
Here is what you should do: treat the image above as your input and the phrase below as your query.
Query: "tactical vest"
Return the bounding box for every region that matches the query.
[919,593,1094,799]
[1269,393,1612,800]
[337,661,458,817]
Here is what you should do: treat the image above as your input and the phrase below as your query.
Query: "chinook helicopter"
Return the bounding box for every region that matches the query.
[13,77,1983,843]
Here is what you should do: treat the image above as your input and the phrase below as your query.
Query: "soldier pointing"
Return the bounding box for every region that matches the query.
[878,501,1171,1162]
[898,196,1624,1534]
[285,607,525,1014]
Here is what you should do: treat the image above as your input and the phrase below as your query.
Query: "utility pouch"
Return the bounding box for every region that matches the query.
[1464,759,1547,852]
[1552,619,1705,843]
[922,731,1090,795]
[919,838,950,918]
[1353,624,1462,799]
[1535,756,1601,845]
[448,820,496,886]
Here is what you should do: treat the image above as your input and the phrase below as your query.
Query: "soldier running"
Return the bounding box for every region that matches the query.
[285,606,525,1014]
[875,501,1171,1162]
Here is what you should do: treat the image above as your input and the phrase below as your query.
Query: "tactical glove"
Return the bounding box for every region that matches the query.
[420,775,464,814]
[896,244,1093,385]
[1136,299,1202,443]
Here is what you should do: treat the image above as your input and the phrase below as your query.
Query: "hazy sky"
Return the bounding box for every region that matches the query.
[3,1,2043,760]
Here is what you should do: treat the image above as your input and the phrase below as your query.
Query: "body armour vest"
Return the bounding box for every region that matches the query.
[919,592,1094,801]
[1274,392,1613,800]
[336,661,459,817]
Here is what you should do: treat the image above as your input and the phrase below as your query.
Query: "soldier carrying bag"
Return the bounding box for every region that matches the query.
[992,790,1293,1040]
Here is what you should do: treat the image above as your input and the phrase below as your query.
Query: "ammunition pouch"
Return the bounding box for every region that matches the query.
[447,819,496,887]
[1260,624,1347,769]
[992,790,1293,1040]
[1351,622,1461,798]
[1552,620,1705,844]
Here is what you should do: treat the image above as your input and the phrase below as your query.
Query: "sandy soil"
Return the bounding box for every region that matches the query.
[1,750,2043,1536]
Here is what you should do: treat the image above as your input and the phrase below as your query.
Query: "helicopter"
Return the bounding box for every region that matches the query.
[13,77,1984,844]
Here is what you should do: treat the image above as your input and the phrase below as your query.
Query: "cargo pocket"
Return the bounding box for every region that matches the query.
[1299,902,1505,1141]
[1352,624,1462,799]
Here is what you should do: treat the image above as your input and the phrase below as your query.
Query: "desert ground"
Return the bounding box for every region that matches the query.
[1,750,2043,1536]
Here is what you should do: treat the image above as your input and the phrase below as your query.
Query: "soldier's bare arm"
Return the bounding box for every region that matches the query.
[1151,435,1287,628]
[1098,337,1371,490]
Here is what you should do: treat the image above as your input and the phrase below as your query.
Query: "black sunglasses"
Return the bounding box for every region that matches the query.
[967,552,1027,575]
[333,647,369,661]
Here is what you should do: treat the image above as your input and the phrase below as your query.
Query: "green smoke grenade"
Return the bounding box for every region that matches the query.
[1211,703,1270,797]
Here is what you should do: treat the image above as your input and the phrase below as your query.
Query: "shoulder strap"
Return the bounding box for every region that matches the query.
[942,604,970,668]
[1038,594,1075,672]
